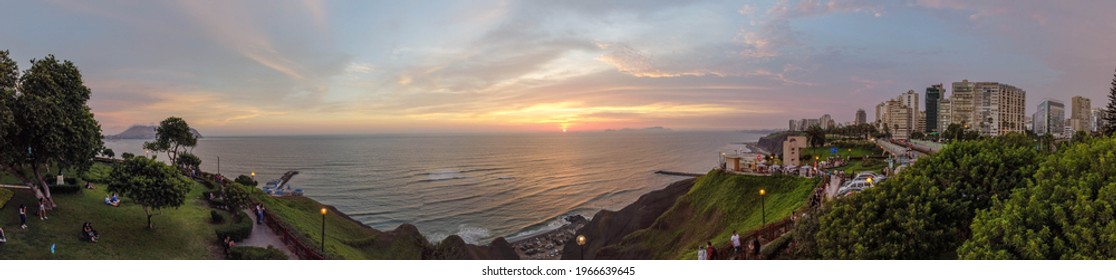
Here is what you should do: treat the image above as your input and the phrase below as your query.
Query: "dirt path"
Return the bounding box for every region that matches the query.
[239,210,296,259]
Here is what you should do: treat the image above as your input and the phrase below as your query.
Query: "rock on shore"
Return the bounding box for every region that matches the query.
[510,215,588,260]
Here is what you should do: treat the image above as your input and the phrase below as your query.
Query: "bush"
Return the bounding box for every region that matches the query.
[228,246,288,260]
[0,188,13,209]
[210,210,226,224]
[64,177,78,185]
[48,184,83,194]
[234,175,258,187]
[215,212,253,241]
[82,164,114,183]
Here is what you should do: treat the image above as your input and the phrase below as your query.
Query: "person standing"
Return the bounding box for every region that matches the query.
[730,230,742,259]
[37,199,47,220]
[18,205,27,229]
[751,238,761,260]
[706,241,717,260]
[697,246,706,260]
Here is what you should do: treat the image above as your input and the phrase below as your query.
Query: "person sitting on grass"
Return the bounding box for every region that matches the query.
[0,226,7,243]
[109,193,121,207]
[82,222,99,242]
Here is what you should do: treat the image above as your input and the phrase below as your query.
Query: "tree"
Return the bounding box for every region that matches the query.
[1104,68,1116,136]
[811,134,1042,259]
[222,182,253,217]
[107,156,190,229]
[959,136,1116,259]
[101,148,115,159]
[0,51,17,172]
[0,53,103,207]
[177,152,201,171]
[805,125,826,148]
[121,152,135,160]
[143,117,197,165]
[234,174,258,187]
[910,131,925,141]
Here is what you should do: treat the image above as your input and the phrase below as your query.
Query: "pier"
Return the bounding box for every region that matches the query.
[654,170,705,177]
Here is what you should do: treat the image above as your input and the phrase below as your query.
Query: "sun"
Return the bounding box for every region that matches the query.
[560,123,570,133]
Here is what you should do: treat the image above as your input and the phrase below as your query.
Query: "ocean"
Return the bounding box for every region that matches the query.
[103,131,762,244]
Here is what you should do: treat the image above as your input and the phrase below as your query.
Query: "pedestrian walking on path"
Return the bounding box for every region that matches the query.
[18,204,28,229]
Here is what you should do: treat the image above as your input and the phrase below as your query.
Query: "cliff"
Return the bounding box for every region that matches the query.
[756,131,800,155]
[561,171,819,259]
[559,177,697,260]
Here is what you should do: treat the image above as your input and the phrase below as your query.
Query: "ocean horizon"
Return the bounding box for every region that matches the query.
[104,131,763,244]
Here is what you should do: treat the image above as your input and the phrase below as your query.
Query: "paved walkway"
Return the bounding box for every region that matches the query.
[239,210,296,259]
[825,175,841,200]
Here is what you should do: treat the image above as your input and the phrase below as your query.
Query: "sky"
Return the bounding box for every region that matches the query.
[2,0,1115,136]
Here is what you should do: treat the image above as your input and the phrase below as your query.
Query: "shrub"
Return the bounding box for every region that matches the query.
[64,177,78,185]
[234,175,258,187]
[81,164,114,183]
[215,212,253,241]
[0,188,13,209]
[228,246,288,260]
[210,210,226,224]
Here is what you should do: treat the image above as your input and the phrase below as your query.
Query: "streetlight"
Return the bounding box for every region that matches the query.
[320,207,327,255]
[866,177,873,187]
[251,171,255,181]
[576,235,587,260]
[759,188,767,225]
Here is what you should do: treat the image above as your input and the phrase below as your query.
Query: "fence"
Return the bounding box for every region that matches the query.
[715,175,829,260]
[262,210,325,260]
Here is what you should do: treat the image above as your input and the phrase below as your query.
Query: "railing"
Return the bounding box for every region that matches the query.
[262,210,325,260]
[716,175,829,260]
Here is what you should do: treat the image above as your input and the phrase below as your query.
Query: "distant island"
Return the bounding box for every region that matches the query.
[604,126,672,132]
[105,125,203,140]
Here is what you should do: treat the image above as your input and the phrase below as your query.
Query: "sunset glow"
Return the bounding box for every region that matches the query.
[2,1,1114,135]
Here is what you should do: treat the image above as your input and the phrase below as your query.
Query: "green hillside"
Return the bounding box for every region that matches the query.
[602,171,819,259]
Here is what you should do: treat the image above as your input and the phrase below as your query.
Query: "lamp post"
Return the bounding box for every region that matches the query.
[759,188,766,225]
[576,234,587,260]
[217,156,221,176]
[320,207,327,255]
[866,177,873,187]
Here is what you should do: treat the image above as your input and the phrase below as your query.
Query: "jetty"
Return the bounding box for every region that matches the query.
[654,170,705,177]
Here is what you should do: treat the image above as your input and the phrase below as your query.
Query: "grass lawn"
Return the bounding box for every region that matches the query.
[0,164,227,259]
[612,171,819,259]
[257,194,428,259]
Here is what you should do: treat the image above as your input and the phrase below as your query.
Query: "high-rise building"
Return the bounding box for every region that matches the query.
[1035,98,1066,137]
[901,90,920,133]
[1094,108,1110,133]
[819,114,833,130]
[917,111,926,133]
[855,109,866,125]
[950,80,975,128]
[877,93,915,140]
[1071,96,1091,132]
[972,82,1026,136]
[925,84,944,132]
[938,99,952,131]
[789,119,798,131]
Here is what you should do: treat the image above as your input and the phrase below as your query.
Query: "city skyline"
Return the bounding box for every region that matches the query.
[3,1,1116,136]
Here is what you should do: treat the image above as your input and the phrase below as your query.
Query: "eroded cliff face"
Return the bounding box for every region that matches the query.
[559,178,697,260]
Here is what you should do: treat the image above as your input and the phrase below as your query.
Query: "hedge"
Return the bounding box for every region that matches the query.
[0,188,13,209]
[228,246,288,260]
[215,212,253,241]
